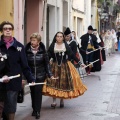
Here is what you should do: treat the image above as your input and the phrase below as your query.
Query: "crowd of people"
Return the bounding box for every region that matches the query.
[0,21,119,120]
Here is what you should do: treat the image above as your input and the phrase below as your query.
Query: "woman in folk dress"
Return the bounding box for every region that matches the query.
[93,29,104,65]
[111,29,117,53]
[104,30,113,56]
[71,31,87,79]
[43,32,87,108]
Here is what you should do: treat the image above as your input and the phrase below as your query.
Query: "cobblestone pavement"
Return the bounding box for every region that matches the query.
[15,52,120,120]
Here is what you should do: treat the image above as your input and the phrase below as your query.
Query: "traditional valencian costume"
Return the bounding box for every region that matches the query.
[43,32,87,99]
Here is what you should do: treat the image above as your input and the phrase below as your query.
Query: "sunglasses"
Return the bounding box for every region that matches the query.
[3,27,13,31]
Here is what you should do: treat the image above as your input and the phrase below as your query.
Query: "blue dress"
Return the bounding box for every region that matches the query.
[118,40,120,51]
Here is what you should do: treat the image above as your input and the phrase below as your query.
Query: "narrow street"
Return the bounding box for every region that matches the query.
[15,52,120,120]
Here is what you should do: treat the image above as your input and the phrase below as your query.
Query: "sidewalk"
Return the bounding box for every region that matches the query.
[15,52,120,120]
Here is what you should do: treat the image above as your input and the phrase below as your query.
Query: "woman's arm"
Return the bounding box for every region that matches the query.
[20,46,35,83]
[44,52,53,78]
[65,43,82,65]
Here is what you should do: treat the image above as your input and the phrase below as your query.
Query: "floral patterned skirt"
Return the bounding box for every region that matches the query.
[43,61,87,99]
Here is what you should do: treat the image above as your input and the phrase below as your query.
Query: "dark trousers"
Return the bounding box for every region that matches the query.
[86,50,94,63]
[30,84,43,113]
[0,102,4,119]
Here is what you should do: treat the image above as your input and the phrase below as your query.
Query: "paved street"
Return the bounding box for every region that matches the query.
[15,52,120,120]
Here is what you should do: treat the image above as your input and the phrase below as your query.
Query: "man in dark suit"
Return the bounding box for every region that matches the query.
[80,25,101,74]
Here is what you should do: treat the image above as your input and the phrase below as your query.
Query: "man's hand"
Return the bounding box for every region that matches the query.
[50,76,59,80]
[22,80,26,87]
[80,64,86,68]
[2,75,10,83]
[30,82,35,86]
[99,46,102,50]
[50,60,53,65]
[86,51,89,54]
[50,76,54,79]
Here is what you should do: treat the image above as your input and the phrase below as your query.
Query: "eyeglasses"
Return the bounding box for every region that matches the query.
[3,27,13,31]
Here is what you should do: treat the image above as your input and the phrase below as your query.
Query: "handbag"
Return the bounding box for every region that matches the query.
[17,88,24,103]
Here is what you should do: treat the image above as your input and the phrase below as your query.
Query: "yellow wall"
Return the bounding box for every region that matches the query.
[0,0,14,23]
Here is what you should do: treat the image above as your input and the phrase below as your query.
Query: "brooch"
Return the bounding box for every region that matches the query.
[0,53,7,61]
[17,47,22,52]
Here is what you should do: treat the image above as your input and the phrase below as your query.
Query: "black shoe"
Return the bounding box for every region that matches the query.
[2,112,8,120]
[32,110,36,116]
[60,104,64,108]
[36,112,40,119]
[51,103,57,109]
[60,99,64,108]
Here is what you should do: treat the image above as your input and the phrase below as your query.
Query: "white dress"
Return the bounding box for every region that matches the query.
[104,35,112,55]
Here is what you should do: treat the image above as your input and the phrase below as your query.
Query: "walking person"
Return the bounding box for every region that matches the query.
[71,30,87,79]
[0,51,10,120]
[104,30,112,56]
[0,21,35,120]
[43,31,87,108]
[116,28,120,51]
[111,29,118,53]
[80,25,101,75]
[93,29,104,65]
[99,30,106,61]
[25,33,53,119]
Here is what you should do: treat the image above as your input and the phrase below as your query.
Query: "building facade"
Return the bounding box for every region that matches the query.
[91,0,98,30]
[0,0,101,45]
[0,0,14,34]
[14,0,44,44]
[72,0,85,38]
[84,0,92,33]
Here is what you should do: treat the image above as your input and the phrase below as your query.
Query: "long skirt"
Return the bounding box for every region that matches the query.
[104,39,112,55]
[43,61,87,99]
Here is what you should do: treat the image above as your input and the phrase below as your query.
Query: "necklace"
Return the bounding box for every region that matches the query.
[54,43,66,66]
[55,53,63,67]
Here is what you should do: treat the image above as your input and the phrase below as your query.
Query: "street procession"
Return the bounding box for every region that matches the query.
[0,0,120,120]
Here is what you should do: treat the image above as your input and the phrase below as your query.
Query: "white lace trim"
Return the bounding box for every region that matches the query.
[54,43,66,53]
